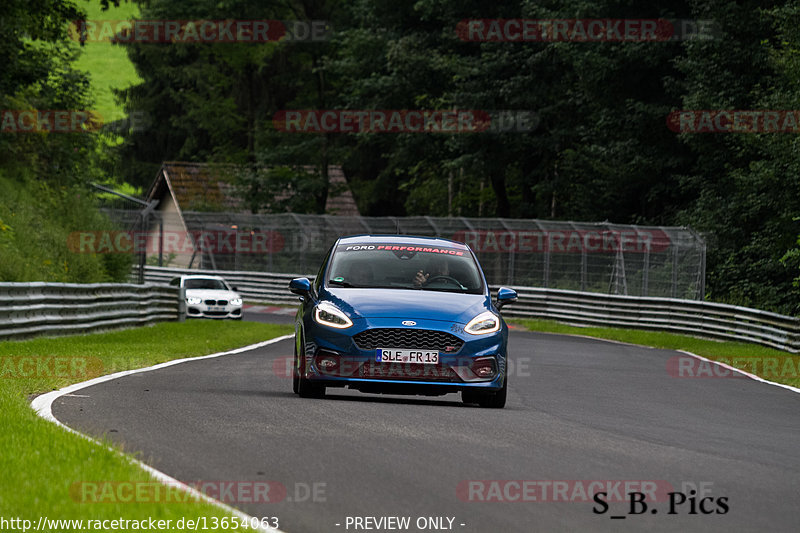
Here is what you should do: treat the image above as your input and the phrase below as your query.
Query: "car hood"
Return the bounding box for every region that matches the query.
[324,288,490,324]
[185,289,240,300]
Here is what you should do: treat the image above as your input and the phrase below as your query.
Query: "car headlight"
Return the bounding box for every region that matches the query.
[314,302,353,329]
[465,311,500,335]
[186,297,202,305]
[230,297,242,306]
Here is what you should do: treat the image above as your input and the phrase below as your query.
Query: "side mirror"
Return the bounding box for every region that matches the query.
[231,285,239,291]
[289,277,313,299]
[496,287,518,310]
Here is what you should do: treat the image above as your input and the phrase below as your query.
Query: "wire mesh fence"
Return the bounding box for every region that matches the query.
[100,210,706,299]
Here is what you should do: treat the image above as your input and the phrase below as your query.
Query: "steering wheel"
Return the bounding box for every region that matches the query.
[424,275,466,290]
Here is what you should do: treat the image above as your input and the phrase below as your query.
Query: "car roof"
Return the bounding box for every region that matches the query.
[179,275,227,281]
[336,234,470,250]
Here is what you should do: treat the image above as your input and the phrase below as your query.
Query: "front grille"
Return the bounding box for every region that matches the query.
[205,311,228,316]
[205,299,216,305]
[217,300,228,305]
[353,328,464,352]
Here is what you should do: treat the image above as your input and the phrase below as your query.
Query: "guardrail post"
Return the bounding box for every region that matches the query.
[178,287,186,322]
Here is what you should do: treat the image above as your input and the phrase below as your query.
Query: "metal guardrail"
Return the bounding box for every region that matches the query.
[501,287,800,353]
[137,266,800,353]
[0,282,183,340]
[137,266,307,305]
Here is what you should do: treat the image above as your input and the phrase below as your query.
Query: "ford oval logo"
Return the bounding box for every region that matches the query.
[401,320,417,326]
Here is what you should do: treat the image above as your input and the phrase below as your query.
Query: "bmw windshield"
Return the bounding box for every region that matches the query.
[184,278,229,290]
[326,243,484,294]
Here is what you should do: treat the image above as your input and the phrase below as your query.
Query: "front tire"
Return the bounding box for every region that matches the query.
[462,376,507,408]
[478,376,507,408]
[295,337,325,398]
[292,341,300,394]
[461,389,480,405]
[297,376,325,398]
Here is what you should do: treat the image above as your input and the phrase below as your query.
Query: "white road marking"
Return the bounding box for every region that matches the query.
[676,349,800,394]
[30,334,295,533]
[528,329,800,395]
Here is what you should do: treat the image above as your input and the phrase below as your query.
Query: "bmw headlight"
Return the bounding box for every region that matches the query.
[465,311,500,335]
[314,302,353,329]
[186,297,202,305]
[230,297,242,306]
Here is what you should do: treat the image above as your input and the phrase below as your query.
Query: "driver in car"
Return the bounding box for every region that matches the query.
[413,257,451,287]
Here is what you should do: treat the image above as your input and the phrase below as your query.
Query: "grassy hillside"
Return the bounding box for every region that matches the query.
[74,0,142,123]
[0,176,132,282]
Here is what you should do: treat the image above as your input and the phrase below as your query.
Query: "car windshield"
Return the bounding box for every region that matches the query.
[327,243,484,294]
[184,278,229,290]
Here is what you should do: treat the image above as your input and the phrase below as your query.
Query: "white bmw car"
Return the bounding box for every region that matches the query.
[170,275,243,320]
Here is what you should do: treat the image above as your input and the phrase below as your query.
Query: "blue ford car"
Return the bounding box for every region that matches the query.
[288,235,517,408]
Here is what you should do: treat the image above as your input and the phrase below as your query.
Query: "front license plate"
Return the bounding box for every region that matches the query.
[376,348,439,364]
[209,306,225,311]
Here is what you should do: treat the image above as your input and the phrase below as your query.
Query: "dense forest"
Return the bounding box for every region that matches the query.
[1,0,799,313]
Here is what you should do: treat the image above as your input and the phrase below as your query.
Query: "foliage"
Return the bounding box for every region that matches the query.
[0,176,132,282]
[0,0,135,282]
[4,0,800,311]
[674,0,800,313]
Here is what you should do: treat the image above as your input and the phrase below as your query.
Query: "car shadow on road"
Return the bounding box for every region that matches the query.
[202,388,297,399]
[318,392,472,408]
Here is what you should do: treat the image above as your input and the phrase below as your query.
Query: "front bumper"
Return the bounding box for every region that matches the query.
[187,303,242,319]
[300,316,508,393]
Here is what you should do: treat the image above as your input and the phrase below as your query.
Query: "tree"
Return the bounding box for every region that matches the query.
[675,0,800,313]
[0,0,132,282]
[116,0,344,213]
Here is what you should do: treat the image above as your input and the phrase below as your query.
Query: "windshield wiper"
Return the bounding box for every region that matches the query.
[419,286,469,293]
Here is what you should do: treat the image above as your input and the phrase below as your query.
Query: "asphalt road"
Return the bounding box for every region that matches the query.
[53,312,800,532]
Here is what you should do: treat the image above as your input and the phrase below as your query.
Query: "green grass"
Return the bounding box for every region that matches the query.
[74,0,143,123]
[0,176,134,283]
[514,319,800,389]
[0,320,293,530]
